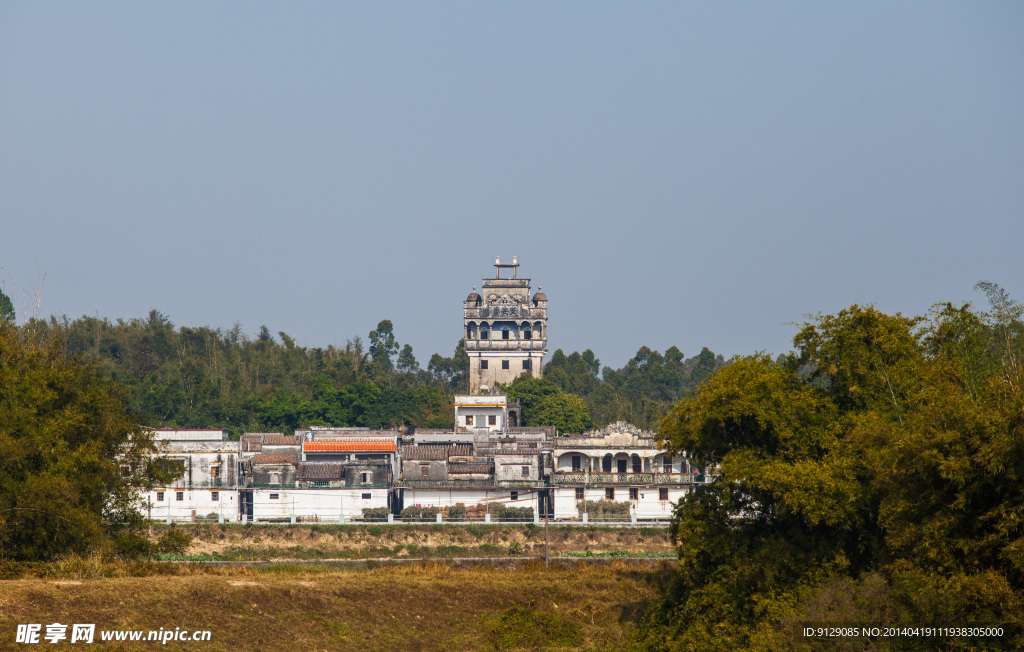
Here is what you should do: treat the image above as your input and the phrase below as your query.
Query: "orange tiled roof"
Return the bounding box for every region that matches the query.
[304,439,397,453]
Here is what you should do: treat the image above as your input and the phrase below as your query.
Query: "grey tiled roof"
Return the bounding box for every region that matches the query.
[403,444,473,460]
[298,463,345,480]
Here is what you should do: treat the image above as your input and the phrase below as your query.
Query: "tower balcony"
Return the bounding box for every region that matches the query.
[465,340,547,352]
[463,307,547,320]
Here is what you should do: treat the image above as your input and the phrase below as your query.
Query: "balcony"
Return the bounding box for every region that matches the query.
[464,307,546,320]
[464,339,547,352]
[551,472,694,485]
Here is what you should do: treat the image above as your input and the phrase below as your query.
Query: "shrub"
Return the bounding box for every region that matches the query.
[361,507,389,522]
[577,500,631,520]
[114,533,157,559]
[157,529,193,555]
[401,505,439,522]
[448,503,467,522]
[498,506,534,522]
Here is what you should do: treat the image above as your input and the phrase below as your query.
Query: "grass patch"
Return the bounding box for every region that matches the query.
[0,563,659,650]
[485,605,583,650]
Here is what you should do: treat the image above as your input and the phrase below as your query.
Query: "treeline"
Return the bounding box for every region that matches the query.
[19,310,726,436]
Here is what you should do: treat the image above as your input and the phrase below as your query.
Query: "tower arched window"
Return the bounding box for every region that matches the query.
[480,322,489,340]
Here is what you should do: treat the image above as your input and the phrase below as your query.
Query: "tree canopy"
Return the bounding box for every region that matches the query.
[641,291,1024,650]
[0,323,177,561]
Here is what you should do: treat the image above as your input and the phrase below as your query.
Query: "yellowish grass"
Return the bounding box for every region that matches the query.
[0,562,667,651]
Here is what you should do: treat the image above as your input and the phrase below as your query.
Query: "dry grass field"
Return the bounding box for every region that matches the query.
[0,560,668,651]
[171,523,675,560]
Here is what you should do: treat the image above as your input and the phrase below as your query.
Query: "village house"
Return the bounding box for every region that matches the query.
[143,429,242,523]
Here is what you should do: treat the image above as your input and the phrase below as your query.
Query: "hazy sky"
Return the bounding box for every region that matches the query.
[2,2,1022,369]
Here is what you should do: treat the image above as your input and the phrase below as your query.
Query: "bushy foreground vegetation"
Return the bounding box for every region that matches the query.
[639,283,1024,650]
[0,323,181,562]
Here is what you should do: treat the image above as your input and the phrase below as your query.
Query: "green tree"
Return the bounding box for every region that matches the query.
[0,324,179,561]
[397,343,418,374]
[531,392,594,434]
[688,346,717,385]
[0,287,14,323]
[368,319,399,377]
[508,374,594,433]
[642,300,1024,650]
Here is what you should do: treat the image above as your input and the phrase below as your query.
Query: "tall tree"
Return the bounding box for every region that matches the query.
[642,300,1024,650]
[0,287,14,323]
[0,324,179,561]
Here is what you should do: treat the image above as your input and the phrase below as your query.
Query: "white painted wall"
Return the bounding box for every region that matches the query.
[143,488,240,522]
[403,488,540,512]
[251,488,388,521]
[552,486,688,519]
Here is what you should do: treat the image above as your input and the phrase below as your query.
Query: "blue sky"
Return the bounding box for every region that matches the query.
[1,2,1022,369]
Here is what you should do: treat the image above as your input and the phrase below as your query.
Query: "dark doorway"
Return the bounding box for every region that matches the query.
[617,458,627,474]
[239,490,253,522]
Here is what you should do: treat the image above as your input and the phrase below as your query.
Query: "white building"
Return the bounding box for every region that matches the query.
[142,429,242,523]
[550,422,693,520]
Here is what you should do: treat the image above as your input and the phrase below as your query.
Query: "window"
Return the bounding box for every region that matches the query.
[659,488,669,501]
[511,490,518,501]
[632,456,642,473]
[502,329,510,340]
[629,488,639,501]
[502,360,509,370]
[522,359,531,370]
[663,456,673,473]
[571,455,582,472]
[602,456,612,473]
[269,472,280,485]
[466,415,474,426]
[269,493,279,500]
[524,329,532,340]
[420,465,429,478]
[211,491,219,502]
[605,488,615,500]
[521,466,529,477]
[489,415,497,426]
[361,472,371,484]
[156,491,164,502]
[575,487,585,500]
[480,360,488,369]
[362,493,371,500]
[176,491,184,502]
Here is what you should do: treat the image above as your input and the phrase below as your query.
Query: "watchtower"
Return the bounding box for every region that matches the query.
[463,257,548,394]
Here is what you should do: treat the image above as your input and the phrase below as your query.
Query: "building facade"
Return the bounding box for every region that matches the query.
[464,256,548,394]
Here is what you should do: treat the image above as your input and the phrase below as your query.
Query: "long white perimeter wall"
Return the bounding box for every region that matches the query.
[403,488,540,511]
[251,488,388,521]
[552,487,688,519]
